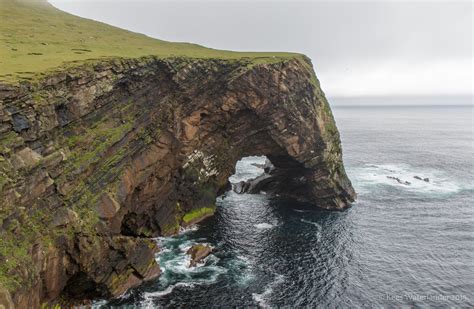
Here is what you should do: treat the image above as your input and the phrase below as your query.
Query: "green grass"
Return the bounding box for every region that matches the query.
[182,207,215,225]
[0,0,302,83]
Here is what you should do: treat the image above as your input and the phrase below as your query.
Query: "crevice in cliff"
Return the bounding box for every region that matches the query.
[62,272,108,301]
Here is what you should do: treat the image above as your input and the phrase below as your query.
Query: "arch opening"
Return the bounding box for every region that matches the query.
[229,155,313,202]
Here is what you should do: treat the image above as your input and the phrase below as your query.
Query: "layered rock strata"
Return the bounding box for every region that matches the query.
[0,55,355,306]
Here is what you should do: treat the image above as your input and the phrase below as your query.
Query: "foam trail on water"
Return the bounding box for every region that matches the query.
[300,219,322,229]
[232,255,255,286]
[145,282,195,298]
[293,209,309,213]
[252,274,285,308]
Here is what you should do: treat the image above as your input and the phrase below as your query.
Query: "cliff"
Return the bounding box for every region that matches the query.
[0,0,355,307]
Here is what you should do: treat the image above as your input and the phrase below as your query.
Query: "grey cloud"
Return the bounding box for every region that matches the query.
[50,0,473,97]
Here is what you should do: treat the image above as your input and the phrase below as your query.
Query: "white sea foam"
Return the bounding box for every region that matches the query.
[140,267,223,308]
[350,163,466,195]
[252,293,269,308]
[217,254,255,287]
[233,256,255,286]
[235,254,253,265]
[300,219,322,229]
[254,222,275,229]
[158,253,192,280]
[252,274,285,308]
[178,242,193,251]
[152,234,228,299]
[229,156,267,183]
[142,282,195,305]
[159,247,172,254]
[179,224,199,234]
[293,209,309,213]
[91,299,107,308]
[300,219,322,241]
[154,225,199,246]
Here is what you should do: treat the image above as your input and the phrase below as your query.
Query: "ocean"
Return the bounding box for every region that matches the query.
[101,102,473,308]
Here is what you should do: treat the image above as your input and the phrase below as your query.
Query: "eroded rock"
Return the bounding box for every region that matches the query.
[12,147,42,169]
[0,286,13,309]
[96,193,121,220]
[186,244,213,267]
[387,176,411,185]
[52,208,78,227]
[0,55,355,306]
[414,176,430,182]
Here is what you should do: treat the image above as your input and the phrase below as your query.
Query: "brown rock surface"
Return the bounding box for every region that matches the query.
[0,55,355,306]
[0,286,13,309]
[187,244,213,267]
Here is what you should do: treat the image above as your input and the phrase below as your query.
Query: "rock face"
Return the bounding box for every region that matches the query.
[186,244,213,267]
[0,55,355,306]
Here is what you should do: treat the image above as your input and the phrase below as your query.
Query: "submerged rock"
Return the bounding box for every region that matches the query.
[387,176,411,185]
[414,176,430,182]
[187,244,213,267]
[234,173,276,194]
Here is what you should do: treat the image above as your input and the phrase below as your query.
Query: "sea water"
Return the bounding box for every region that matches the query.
[103,101,473,308]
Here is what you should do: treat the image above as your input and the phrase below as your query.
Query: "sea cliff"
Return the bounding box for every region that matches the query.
[0,0,355,306]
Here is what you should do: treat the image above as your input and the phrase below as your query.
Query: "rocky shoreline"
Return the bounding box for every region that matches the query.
[0,55,355,306]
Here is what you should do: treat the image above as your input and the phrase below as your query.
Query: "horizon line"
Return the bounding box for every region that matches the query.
[327,94,473,100]
[331,104,473,108]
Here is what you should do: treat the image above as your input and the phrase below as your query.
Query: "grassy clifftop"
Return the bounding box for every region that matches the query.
[0,0,300,83]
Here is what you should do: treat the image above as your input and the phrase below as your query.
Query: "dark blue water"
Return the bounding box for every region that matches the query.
[102,103,473,308]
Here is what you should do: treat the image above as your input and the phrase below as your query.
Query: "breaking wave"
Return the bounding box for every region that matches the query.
[349,163,468,196]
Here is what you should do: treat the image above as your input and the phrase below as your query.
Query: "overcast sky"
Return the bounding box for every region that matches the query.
[49,0,472,98]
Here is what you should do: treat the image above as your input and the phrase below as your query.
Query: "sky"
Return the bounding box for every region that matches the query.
[49,0,473,99]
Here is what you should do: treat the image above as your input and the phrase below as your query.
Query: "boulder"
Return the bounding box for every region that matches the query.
[12,147,42,169]
[186,244,213,267]
[52,208,78,227]
[414,176,430,183]
[12,114,30,132]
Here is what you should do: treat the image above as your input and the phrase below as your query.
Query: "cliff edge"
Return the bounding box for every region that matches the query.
[0,0,355,307]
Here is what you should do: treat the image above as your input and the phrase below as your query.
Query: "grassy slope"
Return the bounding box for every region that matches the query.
[0,0,301,83]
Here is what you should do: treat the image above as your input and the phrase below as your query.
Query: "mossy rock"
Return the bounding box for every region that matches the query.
[182,207,215,226]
